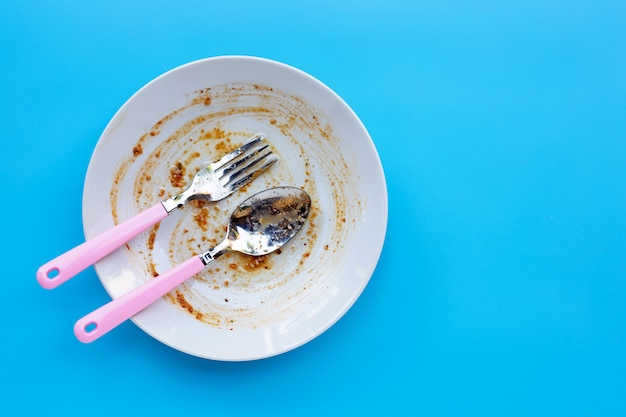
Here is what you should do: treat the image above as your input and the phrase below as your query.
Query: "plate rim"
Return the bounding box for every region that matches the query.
[82,55,388,361]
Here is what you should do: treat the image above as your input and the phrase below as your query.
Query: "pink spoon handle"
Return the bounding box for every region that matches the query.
[36,203,169,289]
[74,255,206,343]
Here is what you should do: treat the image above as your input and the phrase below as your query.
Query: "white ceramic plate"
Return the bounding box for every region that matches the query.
[83,56,387,361]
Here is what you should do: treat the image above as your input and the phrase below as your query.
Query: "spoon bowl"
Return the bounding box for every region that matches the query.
[210,187,312,260]
[74,187,311,343]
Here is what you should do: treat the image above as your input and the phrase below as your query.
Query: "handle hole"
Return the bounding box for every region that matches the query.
[46,268,60,279]
[84,322,97,334]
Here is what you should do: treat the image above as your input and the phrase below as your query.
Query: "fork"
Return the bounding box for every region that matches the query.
[36,133,278,290]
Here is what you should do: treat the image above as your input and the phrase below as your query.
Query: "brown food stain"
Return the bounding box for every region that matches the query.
[147,223,160,251]
[110,81,357,330]
[193,207,210,232]
[169,162,186,188]
[242,254,270,271]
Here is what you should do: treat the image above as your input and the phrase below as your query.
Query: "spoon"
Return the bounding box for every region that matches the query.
[74,186,312,343]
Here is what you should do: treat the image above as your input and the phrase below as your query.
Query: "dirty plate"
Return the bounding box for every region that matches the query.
[82,56,387,361]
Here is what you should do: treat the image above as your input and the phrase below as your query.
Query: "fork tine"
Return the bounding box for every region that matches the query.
[217,145,278,188]
[225,154,279,191]
[216,142,271,178]
[220,147,278,183]
[209,133,266,171]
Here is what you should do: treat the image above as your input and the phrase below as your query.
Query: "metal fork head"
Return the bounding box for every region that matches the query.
[161,133,278,213]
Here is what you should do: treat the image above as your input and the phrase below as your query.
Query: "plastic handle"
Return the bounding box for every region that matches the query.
[36,203,169,289]
[74,255,206,343]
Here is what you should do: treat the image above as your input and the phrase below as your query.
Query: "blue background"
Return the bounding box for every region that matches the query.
[2,1,625,415]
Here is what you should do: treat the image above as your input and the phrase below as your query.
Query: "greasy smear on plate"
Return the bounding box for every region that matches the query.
[110,82,358,329]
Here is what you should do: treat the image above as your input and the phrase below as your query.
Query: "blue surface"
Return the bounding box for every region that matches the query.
[2,1,626,415]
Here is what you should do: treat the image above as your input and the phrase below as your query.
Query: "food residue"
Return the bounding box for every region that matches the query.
[169,162,186,188]
[109,81,356,330]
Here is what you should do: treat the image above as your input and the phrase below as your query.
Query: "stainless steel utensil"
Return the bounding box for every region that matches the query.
[37,133,277,289]
[74,186,311,342]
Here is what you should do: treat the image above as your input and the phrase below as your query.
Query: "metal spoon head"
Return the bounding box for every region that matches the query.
[227,187,311,256]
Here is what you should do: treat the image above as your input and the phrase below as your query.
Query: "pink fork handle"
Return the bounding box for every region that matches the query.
[36,203,169,289]
[74,255,206,343]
